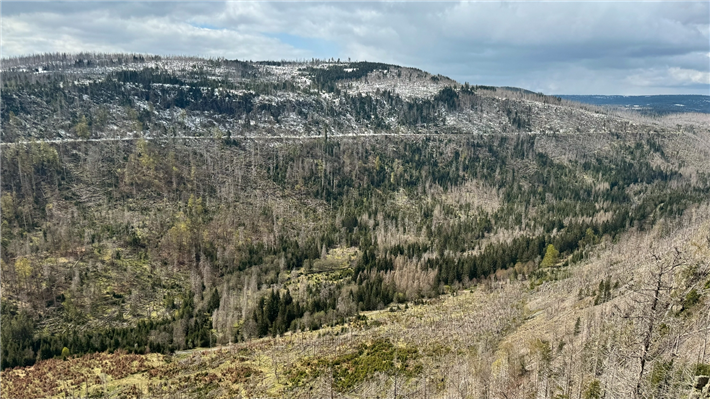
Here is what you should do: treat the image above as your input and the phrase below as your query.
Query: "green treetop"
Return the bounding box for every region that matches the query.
[541,244,559,268]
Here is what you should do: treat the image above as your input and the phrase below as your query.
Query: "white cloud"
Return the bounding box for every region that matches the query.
[2,7,306,60]
[625,66,710,91]
[668,67,710,85]
[1,1,708,94]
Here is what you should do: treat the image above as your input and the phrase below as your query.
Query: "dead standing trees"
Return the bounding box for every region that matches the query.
[621,248,684,399]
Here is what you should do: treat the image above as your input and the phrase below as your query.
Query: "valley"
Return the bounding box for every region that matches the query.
[1,54,709,399]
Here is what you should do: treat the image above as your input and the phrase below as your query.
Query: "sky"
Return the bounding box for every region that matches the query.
[2,1,709,95]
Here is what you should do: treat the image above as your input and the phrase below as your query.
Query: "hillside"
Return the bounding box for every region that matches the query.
[1,53,709,399]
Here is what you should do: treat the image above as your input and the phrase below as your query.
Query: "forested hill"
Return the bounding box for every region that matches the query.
[1,54,710,399]
[4,53,700,144]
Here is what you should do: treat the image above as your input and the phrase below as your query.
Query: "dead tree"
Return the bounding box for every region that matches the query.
[626,248,684,399]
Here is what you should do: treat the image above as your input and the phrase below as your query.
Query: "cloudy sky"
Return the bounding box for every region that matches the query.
[2,1,708,95]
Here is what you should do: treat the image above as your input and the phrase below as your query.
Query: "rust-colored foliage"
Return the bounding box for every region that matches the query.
[223,364,261,385]
[0,351,152,399]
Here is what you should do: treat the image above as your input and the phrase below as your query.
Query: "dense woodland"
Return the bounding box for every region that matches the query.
[2,132,707,370]
[1,55,709,399]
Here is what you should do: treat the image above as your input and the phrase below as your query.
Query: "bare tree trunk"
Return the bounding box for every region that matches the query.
[633,251,681,399]
[701,308,710,364]
[634,265,662,397]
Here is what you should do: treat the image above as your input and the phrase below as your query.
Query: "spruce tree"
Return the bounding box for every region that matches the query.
[541,244,559,268]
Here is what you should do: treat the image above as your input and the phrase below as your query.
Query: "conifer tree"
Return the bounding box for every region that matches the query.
[541,244,559,268]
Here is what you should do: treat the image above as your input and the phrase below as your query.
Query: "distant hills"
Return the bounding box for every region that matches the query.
[557,94,710,114]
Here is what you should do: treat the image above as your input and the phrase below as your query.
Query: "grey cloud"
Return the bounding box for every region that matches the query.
[2,1,708,94]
